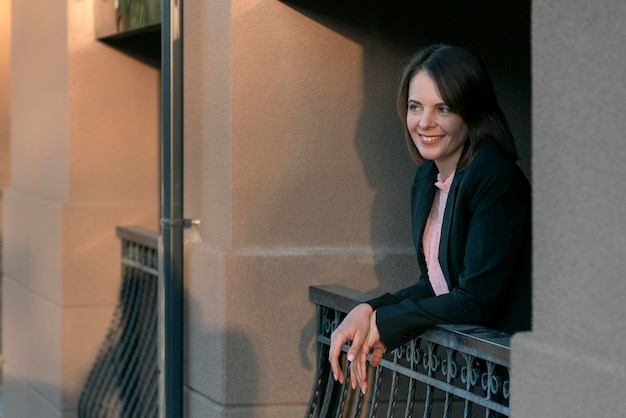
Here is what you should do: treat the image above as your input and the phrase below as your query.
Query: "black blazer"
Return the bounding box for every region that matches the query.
[367,139,531,350]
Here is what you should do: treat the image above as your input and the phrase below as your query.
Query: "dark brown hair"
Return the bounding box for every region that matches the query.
[397,44,518,168]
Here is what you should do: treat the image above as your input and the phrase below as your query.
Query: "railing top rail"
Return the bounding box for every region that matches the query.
[310,284,510,366]
[116,226,159,249]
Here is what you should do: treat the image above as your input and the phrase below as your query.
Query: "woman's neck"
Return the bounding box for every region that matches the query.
[435,163,456,182]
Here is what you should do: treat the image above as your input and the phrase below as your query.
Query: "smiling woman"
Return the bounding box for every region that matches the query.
[329,44,531,395]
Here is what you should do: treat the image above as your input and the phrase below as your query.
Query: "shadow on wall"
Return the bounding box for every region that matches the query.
[184,295,258,416]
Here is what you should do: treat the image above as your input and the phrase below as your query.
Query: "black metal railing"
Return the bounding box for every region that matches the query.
[306,285,511,418]
[77,226,160,418]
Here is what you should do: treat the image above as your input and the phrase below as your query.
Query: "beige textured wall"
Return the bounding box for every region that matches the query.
[2,0,159,416]
[0,0,9,192]
[0,0,10,242]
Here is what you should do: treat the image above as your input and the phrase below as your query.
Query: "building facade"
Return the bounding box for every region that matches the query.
[1,0,625,417]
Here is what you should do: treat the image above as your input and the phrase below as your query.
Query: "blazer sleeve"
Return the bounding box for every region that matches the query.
[371,155,531,350]
[366,278,434,311]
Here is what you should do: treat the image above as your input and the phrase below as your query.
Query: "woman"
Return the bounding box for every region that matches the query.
[329,44,531,394]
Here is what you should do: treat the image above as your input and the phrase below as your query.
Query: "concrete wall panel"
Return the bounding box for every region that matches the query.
[0,0,10,190]
[61,305,116,409]
[185,242,228,403]
[67,44,159,204]
[183,0,234,250]
[2,279,34,384]
[10,0,68,199]
[3,366,61,418]
[2,189,63,301]
[512,0,626,415]
[2,189,31,283]
[4,0,160,415]
[2,279,62,409]
[62,203,157,306]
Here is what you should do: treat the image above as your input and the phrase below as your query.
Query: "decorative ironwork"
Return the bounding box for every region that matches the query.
[77,227,159,418]
[306,285,511,418]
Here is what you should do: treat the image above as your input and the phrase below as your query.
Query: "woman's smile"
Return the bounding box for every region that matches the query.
[419,134,445,143]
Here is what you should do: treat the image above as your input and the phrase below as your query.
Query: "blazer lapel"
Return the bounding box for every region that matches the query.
[439,168,466,288]
[412,162,438,273]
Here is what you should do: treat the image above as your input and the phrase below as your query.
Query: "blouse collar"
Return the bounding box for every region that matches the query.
[435,171,455,193]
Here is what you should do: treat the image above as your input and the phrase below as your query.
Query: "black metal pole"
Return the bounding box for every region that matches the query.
[160,0,184,416]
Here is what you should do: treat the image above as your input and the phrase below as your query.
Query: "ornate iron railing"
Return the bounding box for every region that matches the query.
[77,226,160,418]
[306,285,511,418]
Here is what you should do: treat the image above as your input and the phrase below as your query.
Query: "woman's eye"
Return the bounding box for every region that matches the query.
[438,106,451,113]
[408,103,421,112]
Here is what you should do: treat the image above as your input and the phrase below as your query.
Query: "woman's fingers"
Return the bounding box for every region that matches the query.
[369,346,384,367]
[328,304,373,383]
[349,360,358,390]
[329,327,363,383]
[329,328,349,383]
[356,346,369,393]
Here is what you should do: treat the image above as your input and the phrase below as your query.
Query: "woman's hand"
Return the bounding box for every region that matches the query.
[350,311,386,393]
[328,303,373,385]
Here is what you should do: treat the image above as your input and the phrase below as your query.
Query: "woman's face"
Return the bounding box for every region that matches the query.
[406,71,468,178]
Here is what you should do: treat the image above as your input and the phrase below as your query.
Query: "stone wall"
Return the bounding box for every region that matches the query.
[512,0,626,415]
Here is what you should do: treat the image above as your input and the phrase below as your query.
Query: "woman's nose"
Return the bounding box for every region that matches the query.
[418,110,434,129]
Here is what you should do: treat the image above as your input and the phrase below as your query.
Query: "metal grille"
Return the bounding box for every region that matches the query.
[307,285,510,418]
[78,227,160,418]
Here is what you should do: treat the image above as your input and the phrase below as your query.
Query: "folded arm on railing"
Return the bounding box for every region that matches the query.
[306,284,511,418]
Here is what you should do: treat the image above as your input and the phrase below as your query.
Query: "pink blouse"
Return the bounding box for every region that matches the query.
[422,172,455,296]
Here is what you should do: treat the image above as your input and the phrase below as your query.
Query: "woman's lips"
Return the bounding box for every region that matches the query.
[419,134,444,143]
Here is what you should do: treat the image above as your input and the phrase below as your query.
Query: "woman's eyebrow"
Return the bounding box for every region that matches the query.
[407,99,447,107]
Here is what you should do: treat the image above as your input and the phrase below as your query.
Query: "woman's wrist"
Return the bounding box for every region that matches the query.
[369,310,380,341]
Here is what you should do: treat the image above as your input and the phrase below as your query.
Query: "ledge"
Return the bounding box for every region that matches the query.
[116,225,159,249]
[98,23,161,68]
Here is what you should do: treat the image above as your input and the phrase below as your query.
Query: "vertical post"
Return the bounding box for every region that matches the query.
[160,0,184,417]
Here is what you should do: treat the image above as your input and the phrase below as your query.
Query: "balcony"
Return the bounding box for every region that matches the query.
[307,285,511,417]
[77,227,511,417]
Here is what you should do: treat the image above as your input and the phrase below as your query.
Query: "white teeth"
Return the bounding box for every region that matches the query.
[422,135,443,142]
